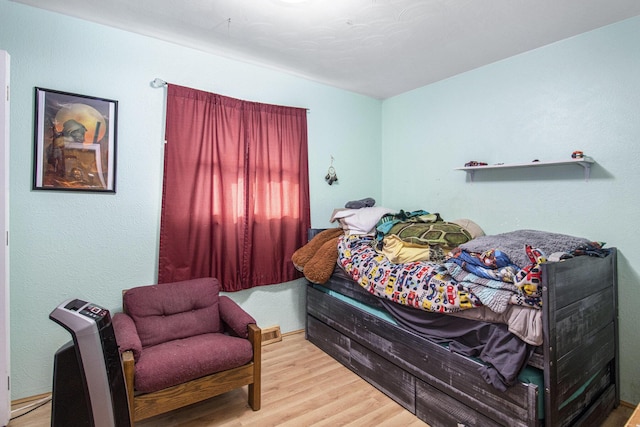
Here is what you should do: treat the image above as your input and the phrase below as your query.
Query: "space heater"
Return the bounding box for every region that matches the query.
[49,299,131,427]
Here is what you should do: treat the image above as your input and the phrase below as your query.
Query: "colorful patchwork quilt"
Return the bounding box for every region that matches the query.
[337,234,542,314]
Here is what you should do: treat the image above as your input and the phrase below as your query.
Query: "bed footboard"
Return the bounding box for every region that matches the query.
[542,248,619,426]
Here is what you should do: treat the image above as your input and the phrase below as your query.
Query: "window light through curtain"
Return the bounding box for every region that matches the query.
[158,84,310,292]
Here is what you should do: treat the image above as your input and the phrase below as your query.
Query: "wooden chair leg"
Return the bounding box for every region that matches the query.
[248,324,262,411]
[121,351,136,424]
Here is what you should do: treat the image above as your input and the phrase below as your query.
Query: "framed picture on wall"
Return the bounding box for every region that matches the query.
[33,87,117,192]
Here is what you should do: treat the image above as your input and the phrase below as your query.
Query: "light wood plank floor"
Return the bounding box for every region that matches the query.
[8,331,634,426]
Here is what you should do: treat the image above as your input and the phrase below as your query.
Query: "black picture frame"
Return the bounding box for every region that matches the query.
[33,87,117,192]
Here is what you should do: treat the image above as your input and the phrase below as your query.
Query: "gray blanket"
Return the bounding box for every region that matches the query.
[459,229,591,268]
[380,299,534,391]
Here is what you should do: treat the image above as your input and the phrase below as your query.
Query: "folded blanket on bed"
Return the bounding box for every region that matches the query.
[445,263,539,312]
[380,234,447,263]
[450,305,542,346]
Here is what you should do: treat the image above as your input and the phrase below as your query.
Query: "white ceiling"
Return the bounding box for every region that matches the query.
[11,0,640,99]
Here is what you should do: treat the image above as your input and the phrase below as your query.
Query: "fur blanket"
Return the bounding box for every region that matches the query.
[459,229,590,268]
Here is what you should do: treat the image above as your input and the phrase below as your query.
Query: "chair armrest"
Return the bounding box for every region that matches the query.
[121,350,135,420]
[219,296,257,338]
[112,312,142,361]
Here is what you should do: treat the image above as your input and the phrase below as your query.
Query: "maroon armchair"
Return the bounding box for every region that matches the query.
[112,278,261,424]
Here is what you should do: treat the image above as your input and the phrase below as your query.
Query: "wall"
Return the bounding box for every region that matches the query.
[381,16,640,404]
[0,0,382,399]
[3,0,639,407]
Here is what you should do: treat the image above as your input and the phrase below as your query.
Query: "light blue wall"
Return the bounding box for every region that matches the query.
[0,0,382,399]
[3,0,639,407]
[382,16,640,404]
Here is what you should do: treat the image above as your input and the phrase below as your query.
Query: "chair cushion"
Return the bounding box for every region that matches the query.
[134,333,254,393]
[124,278,222,347]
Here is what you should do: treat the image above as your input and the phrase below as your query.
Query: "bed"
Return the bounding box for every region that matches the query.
[303,217,619,427]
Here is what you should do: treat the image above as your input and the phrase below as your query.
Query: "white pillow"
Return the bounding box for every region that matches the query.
[330,207,395,235]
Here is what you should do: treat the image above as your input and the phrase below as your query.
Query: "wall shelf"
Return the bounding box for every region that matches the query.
[455,157,594,182]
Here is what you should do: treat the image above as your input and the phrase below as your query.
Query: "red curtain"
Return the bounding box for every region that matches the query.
[158,84,310,291]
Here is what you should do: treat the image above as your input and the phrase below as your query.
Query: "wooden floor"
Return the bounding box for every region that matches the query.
[8,331,635,426]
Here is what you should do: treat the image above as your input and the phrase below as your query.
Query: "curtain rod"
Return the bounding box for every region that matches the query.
[150,77,310,112]
[151,78,167,88]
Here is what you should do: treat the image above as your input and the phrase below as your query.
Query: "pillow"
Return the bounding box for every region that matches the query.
[451,218,485,239]
[388,221,473,249]
[124,278,222,347]
[330,207,395,235]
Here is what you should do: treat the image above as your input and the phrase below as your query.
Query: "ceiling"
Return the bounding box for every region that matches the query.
[11,0,640,99]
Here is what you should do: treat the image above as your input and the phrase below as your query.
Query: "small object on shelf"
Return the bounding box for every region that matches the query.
[571,150,584,159]
[464,161,488,167]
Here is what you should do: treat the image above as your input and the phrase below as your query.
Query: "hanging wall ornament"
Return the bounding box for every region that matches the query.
[325,156,338,185]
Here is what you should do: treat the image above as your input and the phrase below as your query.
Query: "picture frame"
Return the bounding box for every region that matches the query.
[33,87,117,192]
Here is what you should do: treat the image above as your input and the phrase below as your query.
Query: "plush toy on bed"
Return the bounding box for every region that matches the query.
[291,228,344,284]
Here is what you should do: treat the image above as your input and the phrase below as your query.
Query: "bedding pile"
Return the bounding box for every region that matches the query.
[307,206,612,390]
[338,234,545,314]
[333,208,608,317]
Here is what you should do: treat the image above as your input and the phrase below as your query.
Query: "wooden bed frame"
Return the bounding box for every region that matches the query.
[305,231,618,426]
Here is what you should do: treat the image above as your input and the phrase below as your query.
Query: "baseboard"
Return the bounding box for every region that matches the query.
[620,400,637,409]
[11,392,51,406]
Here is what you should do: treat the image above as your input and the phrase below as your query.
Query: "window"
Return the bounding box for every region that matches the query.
[158,85,310,291]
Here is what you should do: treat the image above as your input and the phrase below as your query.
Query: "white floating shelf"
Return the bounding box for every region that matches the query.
[455,156,595,182]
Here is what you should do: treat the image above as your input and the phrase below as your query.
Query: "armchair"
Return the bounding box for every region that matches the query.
[112,278,261,423]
